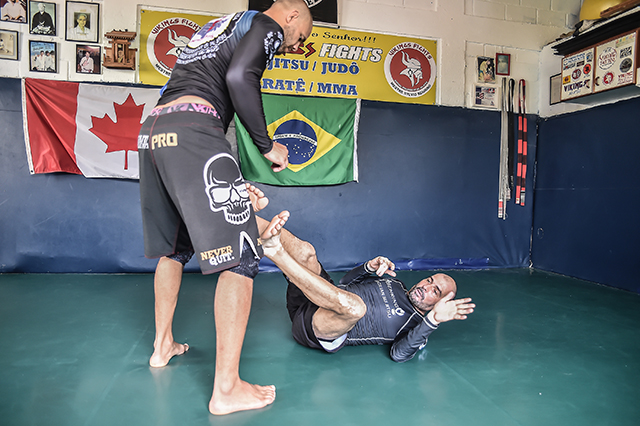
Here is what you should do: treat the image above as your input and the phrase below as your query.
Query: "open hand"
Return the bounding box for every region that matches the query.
[430,293,475,324]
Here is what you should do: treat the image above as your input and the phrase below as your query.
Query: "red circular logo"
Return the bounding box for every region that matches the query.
[147,19,200,77]
[384,43,436,98]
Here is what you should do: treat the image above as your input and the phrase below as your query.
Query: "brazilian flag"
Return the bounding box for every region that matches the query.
[235,94,360,186]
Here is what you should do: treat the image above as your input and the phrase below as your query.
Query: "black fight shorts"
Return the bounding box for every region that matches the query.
[138,103,262,275]
[287,267,347,353]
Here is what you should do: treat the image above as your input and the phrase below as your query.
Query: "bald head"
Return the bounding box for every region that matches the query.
[264,0,313,54]
[407,273,457,315]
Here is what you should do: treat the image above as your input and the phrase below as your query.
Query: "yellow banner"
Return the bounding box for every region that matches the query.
[138,9,221,86]
[262,26,437,105]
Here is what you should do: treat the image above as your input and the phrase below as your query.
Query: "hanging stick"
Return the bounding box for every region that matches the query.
[519,79,527,206]
[498,77,510,219]
[515,80,524,205]
[507,79,516,198]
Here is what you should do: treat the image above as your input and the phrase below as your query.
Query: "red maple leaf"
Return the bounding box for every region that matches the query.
[89,94,145,170]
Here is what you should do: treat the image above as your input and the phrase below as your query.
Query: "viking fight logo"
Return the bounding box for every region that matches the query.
[384,42,436,98]
[146,18,201,77]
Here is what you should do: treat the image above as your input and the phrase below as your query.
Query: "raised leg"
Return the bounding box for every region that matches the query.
[260,213,366,340]
[149,256,190,368]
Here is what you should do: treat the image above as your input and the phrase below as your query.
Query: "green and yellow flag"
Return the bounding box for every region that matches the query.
[236,95,360,186]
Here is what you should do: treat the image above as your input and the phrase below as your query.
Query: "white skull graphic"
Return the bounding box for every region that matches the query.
[203,153,251,225]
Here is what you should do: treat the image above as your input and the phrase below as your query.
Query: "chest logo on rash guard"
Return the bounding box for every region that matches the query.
[264,31,283,65]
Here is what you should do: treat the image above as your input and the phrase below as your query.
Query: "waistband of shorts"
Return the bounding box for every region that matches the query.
[150,103,221,119]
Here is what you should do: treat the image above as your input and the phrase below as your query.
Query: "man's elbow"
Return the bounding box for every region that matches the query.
[389,348,414,363]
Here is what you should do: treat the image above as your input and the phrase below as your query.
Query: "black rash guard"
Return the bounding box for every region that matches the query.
[339,264,439,362]
[158,11,282,154]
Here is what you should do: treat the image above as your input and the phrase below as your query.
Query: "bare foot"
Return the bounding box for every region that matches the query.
[259,211,290,256]
[209,379,276,415]
[149,341,189,368]
[246,183,269,212]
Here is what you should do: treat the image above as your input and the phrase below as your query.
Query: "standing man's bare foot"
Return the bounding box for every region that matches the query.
[149,341,189,368]
[209,379,276,415]
[246,183,269,212]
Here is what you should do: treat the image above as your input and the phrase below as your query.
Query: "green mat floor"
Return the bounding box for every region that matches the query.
[1,269,639,426]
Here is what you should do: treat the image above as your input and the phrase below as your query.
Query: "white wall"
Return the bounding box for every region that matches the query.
[0,0,583,113]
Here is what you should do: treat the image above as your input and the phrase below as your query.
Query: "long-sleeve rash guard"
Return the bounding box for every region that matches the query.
[339,264,439,362]
[158,11,282,154]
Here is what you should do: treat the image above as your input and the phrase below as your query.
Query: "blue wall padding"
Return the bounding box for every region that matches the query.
[259,256,489,273]
[1,77,533,273]
[532,96,640,293]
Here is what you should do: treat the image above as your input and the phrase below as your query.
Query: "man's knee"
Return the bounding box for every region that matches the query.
[297,240,318,270]
[339,292,367,321]
[281,231,320,273]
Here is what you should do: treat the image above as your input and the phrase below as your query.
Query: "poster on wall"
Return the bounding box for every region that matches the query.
[138,8,221,86]
[248,0,338,25]
[474,85,497,108]
[593,31,637,94]
[1,0,27,23]
[76,44,100,74]
[560,47,594,101]
[29,1,56,35]
[261,26,437,105]
[0,29,18,60]
[29,40,56,72]
[477,56,495,84]
[65,1,99,43]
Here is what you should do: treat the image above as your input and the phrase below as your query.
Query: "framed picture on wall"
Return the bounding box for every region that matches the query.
[549,73,562,105]
[496,53,511,76]
[477,56,495,84]
[65,1,99,43]
[29,39,56,72]
[474,85,498,108]
[1,0,27,23]
[76,43,100,74]
[29,1,56,35]
[0,29,19,60]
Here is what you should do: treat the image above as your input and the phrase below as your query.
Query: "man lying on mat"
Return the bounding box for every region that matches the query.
[251,185,475,362]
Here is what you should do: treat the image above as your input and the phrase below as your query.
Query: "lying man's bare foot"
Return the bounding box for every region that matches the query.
[246,183,269,212]
[259,211,290,257]
[209,379,276,415]
[149,341,189,368]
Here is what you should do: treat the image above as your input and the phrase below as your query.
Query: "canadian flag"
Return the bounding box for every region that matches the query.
[23,78,160,179]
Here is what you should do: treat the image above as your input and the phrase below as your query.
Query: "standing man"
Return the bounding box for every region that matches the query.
[137,0,313,416]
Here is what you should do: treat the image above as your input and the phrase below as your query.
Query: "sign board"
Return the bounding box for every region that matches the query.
[262,26,437,105]
[594,31,637,93]
[560,48,594,101]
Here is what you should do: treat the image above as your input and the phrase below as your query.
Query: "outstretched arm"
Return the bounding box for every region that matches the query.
[390,294,475,362]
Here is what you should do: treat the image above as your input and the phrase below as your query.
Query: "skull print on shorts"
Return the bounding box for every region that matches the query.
[203,153,251,225]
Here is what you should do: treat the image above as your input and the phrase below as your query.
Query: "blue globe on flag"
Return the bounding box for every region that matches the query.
[273,119,317,165]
